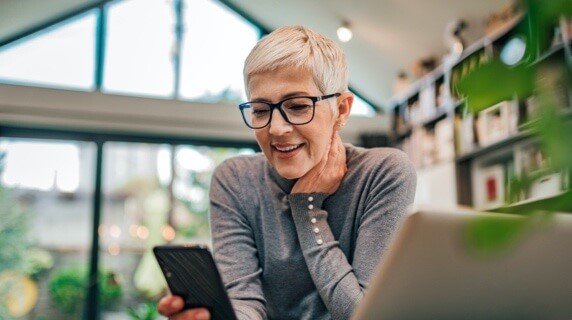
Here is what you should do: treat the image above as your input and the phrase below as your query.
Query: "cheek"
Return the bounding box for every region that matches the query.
[309,128,333,158]
[255,131,269,151]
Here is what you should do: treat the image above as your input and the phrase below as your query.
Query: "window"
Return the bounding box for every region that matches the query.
[103,0,176,98]
[179,0,259,103]
[0,138,95,319]
[98,141,254,317]
[350,92,377,117]
[0,10,97,91]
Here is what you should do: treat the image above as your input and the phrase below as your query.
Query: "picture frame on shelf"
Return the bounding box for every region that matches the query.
[514,143,568,202]
[475,164,506,209]
[477,99,519,147]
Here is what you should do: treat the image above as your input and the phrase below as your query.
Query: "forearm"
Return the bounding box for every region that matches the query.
[289,193,364,320]
[210,162,268,320]
[232,299,266,320]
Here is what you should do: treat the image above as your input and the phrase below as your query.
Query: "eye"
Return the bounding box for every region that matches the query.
[251,105,270,117]
[284,98,313,113]
[287,104,312,111]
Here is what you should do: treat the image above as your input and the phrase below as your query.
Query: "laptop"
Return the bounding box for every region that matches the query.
[351,209,572,320]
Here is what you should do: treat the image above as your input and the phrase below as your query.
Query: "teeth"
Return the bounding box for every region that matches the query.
[275,144,300,152]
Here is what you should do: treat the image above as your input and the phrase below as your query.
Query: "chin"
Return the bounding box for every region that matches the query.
[275,167,307,180]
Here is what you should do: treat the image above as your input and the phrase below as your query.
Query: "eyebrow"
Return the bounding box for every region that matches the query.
[250,91,311,103]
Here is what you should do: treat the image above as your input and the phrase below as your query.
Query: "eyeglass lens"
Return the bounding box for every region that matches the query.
[242,97,314,128]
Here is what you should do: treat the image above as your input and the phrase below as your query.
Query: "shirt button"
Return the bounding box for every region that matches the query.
[308,196,314,202]
[308,204,314,210]
[317,239,323,245]
[311,218,317,224]
[313,227,320,234]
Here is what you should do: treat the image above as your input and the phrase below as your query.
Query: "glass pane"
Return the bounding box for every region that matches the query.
[179,0,259,103]
[103,0,175,98]
[350,93,376,117]
[0,10,97,91]
[99,142,254,319]
[0,138,95,319]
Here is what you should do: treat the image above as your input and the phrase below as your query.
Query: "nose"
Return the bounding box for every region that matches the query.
[268,108,292,136]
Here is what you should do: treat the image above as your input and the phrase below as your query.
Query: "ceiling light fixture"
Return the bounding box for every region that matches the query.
[337,21,353,42]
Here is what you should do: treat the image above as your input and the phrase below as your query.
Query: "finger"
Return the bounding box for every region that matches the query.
[170,308,211,320]
[157,295,184,317]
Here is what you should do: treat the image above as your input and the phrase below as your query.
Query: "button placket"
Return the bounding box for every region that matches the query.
[307,196,323,245]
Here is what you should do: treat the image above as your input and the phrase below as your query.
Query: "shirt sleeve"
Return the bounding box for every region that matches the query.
[209,160,267,320]
[288,150,417,320]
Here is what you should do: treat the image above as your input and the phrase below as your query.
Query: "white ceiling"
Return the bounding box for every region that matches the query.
[225,0,512,109]
[0,0,512,110]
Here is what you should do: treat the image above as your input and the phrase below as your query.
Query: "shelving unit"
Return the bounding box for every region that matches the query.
[390,7,572,212]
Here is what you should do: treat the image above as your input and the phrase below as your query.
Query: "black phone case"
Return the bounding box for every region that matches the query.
[153,245,237,320]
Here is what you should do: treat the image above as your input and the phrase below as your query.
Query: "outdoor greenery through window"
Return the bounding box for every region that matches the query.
[0,138,94,319]
[99,142,255,318]
[0,138,255,318]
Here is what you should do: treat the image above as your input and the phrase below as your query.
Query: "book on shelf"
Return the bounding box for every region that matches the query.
[454,113,476,155]
[434,118,455,162]
[420,128,437,167]
[436,82,449,108]
[419,82,437,120]
[476,99,519,147]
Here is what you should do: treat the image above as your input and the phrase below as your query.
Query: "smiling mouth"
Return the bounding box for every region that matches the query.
[273,144,303,153]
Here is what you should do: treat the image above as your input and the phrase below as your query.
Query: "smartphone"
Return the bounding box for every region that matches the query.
[153,244,237,320]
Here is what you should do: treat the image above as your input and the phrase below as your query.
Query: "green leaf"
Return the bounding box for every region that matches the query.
[455,60,536,114]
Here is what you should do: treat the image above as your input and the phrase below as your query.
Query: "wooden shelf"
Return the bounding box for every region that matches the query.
[455,131,532,163]
[530,39,571,66]
[488,190,572,214]
[421,108,449,128]
[387,8,570,211]
[458,13,526,62]
[392,127,412,142]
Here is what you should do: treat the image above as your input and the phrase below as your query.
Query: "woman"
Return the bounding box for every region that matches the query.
[158,25,416,320]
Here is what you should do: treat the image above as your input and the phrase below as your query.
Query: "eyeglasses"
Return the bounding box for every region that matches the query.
[238,93,341,129]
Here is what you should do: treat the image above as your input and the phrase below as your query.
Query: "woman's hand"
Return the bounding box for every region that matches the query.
[292,132,347,194]
[157,295,211,320]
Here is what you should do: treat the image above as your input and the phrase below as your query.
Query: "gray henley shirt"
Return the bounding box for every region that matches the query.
[209,144,416,320]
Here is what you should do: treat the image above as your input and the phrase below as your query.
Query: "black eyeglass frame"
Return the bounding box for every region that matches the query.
[238,93,341,129]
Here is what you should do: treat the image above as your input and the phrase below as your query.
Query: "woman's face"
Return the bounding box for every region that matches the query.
[248,66,340,179]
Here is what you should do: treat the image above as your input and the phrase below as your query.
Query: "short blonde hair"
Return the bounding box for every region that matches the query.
[244,25,348,99]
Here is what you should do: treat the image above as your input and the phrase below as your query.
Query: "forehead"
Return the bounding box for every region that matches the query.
[247,66,320,99]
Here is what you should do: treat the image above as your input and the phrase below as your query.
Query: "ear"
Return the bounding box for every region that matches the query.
[335,92,353,129]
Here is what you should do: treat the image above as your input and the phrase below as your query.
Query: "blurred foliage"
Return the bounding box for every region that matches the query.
[455,0,572,254]
[454,60,536,113]
[22,247,54,280]
[527,0,572,53]
[0,151,31,319]
[465,215,528,256]
[49,266,123,316]
[0,188,28,273]
[174,147,251,239]
[453,0,572,114]
[126,301,159,320]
